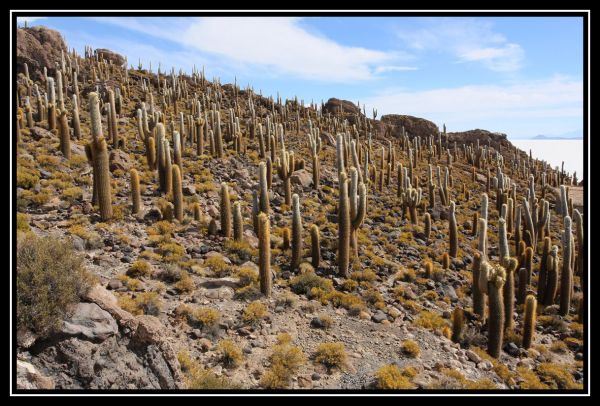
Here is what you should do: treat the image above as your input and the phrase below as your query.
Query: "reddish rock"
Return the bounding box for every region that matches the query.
[17,26,67,80]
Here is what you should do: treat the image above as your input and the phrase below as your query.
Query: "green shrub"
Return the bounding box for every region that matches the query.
[17,234,96,337]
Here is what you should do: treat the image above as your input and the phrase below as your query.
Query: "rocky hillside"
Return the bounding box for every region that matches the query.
[14,26,585,391]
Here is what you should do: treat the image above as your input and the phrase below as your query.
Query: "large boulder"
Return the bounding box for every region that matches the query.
[17,26,67,80]
[447,129,510,149]
[95,48,126,67]
[323,98,360,116]
[61,302,118,342]
[380,114,439,139]
[17,360,55,389]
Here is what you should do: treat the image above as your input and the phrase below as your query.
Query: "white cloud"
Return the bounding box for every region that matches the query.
[363,76,582,136]
[17,16,46,24]
[92,17,406,82]
[397,18,524,72]
[373,65,418,74]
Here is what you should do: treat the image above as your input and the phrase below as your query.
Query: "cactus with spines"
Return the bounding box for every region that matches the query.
[58,108,70,159]
[544,246,559,306]
[424,261,433,278]
[442,252,450,270]
[478,217,488,261]
[282,227,291,250]
[472,212,479,237]
[448,201,458,258]
[503,258,518,333]
[276,142,294,206]
[487,263,506,358]
[522,198,536,250]
[472,253,485,319]
[522,295,537,349]
[162,138,173,196]
[573,209,584,277]
[405,186,422,225]
[338,171,351,277]
[480,193,489,223]
[537,236,551,304]
[220,182,232,238]
[192,202,201,221]
[233,201,244,242]
[47,77,56,130]
[146,136,156,170]
[514,205,522,251]
[451,307,464,344]
[258,212,272,297]
[88,93,112,221]
[108,89,118,147]
[524,246,533,286]
[72,94,81,139]
[172,165,183,222]
[559,216,573,316]
[423,212,431,242]
[498,217,509,262]
[214,110,224,158]
[517,267,528,305]
[130,168,141,214]
[536,200,550,243]
[173,131,182,172]
[310,224,320,269]
[348,167,367,259]
[291,194,303,271]
[258,162,270,215]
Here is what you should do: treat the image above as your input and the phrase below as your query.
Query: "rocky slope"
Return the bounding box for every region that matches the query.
[14,26,585,391]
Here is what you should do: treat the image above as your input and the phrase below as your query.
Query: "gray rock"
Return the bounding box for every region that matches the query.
[17,360,55,389]
[466,349,482,364]
[371,310,388,323]
[17,328,37,349]
[290,169,313,189]
[61,302,118,341]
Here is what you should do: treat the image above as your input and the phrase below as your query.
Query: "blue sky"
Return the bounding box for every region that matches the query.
[17,16,584,139]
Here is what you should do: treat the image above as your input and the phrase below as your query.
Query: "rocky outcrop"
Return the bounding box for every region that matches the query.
[17,285,184,390]
[380,114,439,139]
[447,129,510,149]
[323,98,360,116]
[17,26,67,80]
[95,48,126,67]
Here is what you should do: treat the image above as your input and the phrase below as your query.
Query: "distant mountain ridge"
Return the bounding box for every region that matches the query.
[532,134,583,140]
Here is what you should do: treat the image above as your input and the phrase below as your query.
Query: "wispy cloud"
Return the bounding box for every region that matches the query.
[397,18,525,72]
[17,16,46,24]
[363,75,582,136]
[373,65,418,74]
[91,17,407,82]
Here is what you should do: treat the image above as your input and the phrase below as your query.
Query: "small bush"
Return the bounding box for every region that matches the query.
[118,291,162,316]
[536,363,582,389]
[180,305,221,331]
[16,212,30,233]
[550,341,568,354]
[351,269,377,283]
[205,255,231,276]
[126,260,153,278]
[236,266,259,287]
[275,292,297,308]
[243,301,268,325]
[17,234,95,337]
[413,310,448,332]
[516,366,549,389]
[290,271,333,295]
[174,270,195,293]
[217,339,243,368]
[178,351,240,389]
[234,285,262,301]
[375,364,417,389]
[261,335,306,389]
[314,342,347,371]
[401,340,421,358]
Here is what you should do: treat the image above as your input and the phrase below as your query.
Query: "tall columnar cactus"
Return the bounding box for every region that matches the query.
[503,258,518,333]
[559,216,573,316]
[573,209,584,277]
[214,110,224,158]
[173,130,182,172]
[522,198,536,250]
[220,182,232,238]
[146,136,156,170]
[258,162,270,215]
[472,253,485,319]
[537,236,551,305]
[472,212,479,237]
[517,267,528,305]
[524,246,533,285]
[448,201,458,258]
[442,252,450,270]
[88,92,112,221]
[276,142,294,206]
[348,167,367,259]
[423,212,431,242]
[522,294,537,349]
[72,94,81,139]
[451,307,464,344]
[544,246,559,306]
[481,193,489,223]
[172,165,183,222]
[478,217,488,261]
[258,212,272,297]
[338,171,351,277]
[487,264,506,358]
[405,187,422,225]
[498,217,509,262]
[233,201,243,241]
[130,168,141,214]
[58,108,70,159]
[514,206,522,251]
[310,224,320,269]
[47,77,56,131]
[108,89,118,147]
[291,194,303,270]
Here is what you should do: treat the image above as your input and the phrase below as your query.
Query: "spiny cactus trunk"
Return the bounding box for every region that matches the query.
[472,253,485,320]
[503,258,517,333]
[487,266,506,358]
[258,213,272,297]
[291,194,303,271]
[522,295,537,349]
[58,109,70,159]
[172,165,183,222]
[233,201,243,242]
[220,182,232,238]
[94,137,113,221]
[310,224,320,269]
[338,172,350,278]
[130,168,141,214]
[559,216,573,316]
[448,201,458,258]
[451,307,464,344]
